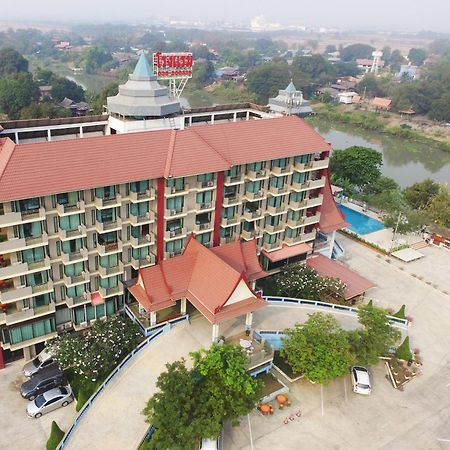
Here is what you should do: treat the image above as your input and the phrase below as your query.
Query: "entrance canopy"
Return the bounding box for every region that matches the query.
[306,254,375,300]
[128,237,267,324]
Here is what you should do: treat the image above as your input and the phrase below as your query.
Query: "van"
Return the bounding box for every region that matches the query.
[351,366,372,395]
[20,364,66,400]
[23,350,54,377]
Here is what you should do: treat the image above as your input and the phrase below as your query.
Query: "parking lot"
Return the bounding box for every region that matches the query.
[0,360,76,450]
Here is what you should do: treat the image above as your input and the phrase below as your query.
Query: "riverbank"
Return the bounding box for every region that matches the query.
[310,104,450,153]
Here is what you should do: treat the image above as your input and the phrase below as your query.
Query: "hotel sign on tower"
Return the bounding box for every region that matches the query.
[153,52,194,78]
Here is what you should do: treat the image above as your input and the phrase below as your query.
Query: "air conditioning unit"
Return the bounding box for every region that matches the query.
[83,292,88,299]
[207,181,214,187]
[80,321,87,328]
[170,209,177,216]
[145,234,151,241]
[56,324,65,333]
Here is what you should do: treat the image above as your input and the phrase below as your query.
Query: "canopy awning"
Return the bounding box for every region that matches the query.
[262,242,312,263]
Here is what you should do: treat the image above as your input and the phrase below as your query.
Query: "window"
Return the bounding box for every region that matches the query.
[221,206,236,219]
[99,276,118,289]
[272,158,288,168]
[224,186,237,198]
[166,219,182,232]
[132,246,149,260]
[290,191,306,203]
[245,180,262,193]
[96,208,115,223]
[195,213,210,225]
[16,198,40,213]
[288,210,303,222]
[67,285,85,299]
[17,222,42,239]
[24,271,48,287]
[165,239,183,254]
[285,227,301,238]
[267,196,282,207]
[247,162,263,172]
[225,166,240,177]
[95,186,116,199]
[265,215,281,227]
[57,192,78,206]
[292,172,307,184]
[220,227,234,238]
[166,178,184,190]
[196,232,211,245]
[130,202,149,217]
[64,262,84,277]
[196,191,213,205]
[22,247,45,264]
[59,214,81,231]
[197,173,214,183]
[270,176,286,188]
[100,253,119,268]
[129,180,149,193]
[264,233,278,244]
[62,238,82,254]
[33,294,50,308]
[166,196,183,212]
[9,318,55,345]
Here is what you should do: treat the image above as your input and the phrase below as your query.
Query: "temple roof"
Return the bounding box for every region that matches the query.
[132,52,154,79]
[285,81,297,93]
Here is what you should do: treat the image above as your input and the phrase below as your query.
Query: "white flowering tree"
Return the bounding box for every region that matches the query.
[47,316,141,381]
[273,264,347,302]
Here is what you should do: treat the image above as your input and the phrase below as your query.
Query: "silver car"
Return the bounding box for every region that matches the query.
[26,386,73,418]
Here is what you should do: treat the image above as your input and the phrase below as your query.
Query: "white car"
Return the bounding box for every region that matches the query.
[26,386,73,418]
[351,366,372,395]
[23,349,54,377]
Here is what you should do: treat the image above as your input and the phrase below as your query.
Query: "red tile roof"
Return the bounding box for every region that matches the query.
[129,237,268,324]
[262,242,312,262]
[306,254,376,299]
[318,171,349,234]
[0,116,330,201]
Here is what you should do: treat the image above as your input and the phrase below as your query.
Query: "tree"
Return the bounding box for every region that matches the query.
[20,102,70,120]
[427,185,450,228]
[408,48,427,66]
[384,208,428,234]
[325,45,337,54]
[362,176,403,213]
[357,74,388,97]
[0,47,28,77]
[403,178,440,210]
[382,46,392,64]
[79,46,113,73]
[340,44,375,62]
[0,73,39,119]
[46,421,65,450]
[330,146,382,189]
[281,313,355,384]
[51,77,85,102]
[89,83,119,114]
[47,316,140,381]
[246,61,291,103]
[293,54,333,83]
[191,60,215,88]
[389,49,405,72]
[351,304,401,365]
[429,38,450,55]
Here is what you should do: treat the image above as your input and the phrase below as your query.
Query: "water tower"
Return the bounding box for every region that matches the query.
[371,50,383,74]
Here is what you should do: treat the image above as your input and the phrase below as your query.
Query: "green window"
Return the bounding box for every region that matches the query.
[59,214,81,231]
[221,206,235,219]
[22,247,45,264]
[288,210,302,221]
[96,208,115,223]
[62,239,82,254]
[245,180,262,193]
[265,215,281,227]
[95,186,116,199]
[100,276,118,289]
[55,307,71,325]
[24,271,48,287]
[220,227,234,238]
[197,173,214,183]
[130,180,149,193]
[196,191,213,204]
[225,166,240,177]
[9,318,55,345]
[33,294,51,308]
[166,196,184,211]
[166,178,184,189]
[165,239,183,254]
[130,202,149,217]
[16,197,40,213]
[64,262,84,277]
[294,154,312,165]
[290,191,306,203]
[57,192,78,205]
[106,300,115,316]
[263,233,278,244]
[267,196,282,207]
[285,227,300,238]
[292,172,307,184]
[272,158,288,168]
[17,222,42,239]
[132,246,149,260]
[270,176,286,188]
[75,307,86,324]
[100,253,119,268]
[196,232,211,245]
[247,162,263,172]
[67,285,85,299]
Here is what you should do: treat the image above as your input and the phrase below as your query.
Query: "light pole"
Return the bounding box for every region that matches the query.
[389,211,402,253]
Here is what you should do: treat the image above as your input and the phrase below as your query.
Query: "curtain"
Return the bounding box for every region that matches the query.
[197,172,213,182]
[75,307,85,324]
[130,202,149,216]
[130,180,148,193]
[247,161,262,172]
[59,214,80,231]
[10,327,23,344]
[166,197,183,211]
[86,306,95,321]
[106,300,115,316]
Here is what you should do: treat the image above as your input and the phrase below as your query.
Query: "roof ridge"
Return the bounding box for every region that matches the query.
[164,129,177,178]
[189,126,231,166]
[0,138,16,181]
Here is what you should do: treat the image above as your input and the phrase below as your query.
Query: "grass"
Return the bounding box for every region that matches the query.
[64,368,103,412]
[273,351,302,380]
[46,421,64,450]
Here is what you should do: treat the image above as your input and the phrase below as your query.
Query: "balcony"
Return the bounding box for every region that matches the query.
[196,202,214,212]
[270,164,293,176]
[308,177,326,190]
[304,158,329,171]
[66,291,91,308]
[307,194,324,208]
[262,240,282,252]
[58,224,87,241]
[288,198,309,210]
[129,210,155,226]
[130,233,154,248]
[165,184,189,196]
[284,231,316,246]
[0,207,46,227]
[302,212,321,226]
[241,228,261,240]
[164,227,187,240]
[245,169,268,181]
[31,280,54,296]
[95,218,122,233]
[223,195,240,206]
[220,236,236,245]
[224,173,244,185]
[266,204,286,216]
[294,161,307,172]
[0,232,48,253]
[129,188,156,203]
[130,253,156,270]
[164,206,188,219]
[243,209,263,221]
[0,261,27,280]
[195,180,216,191]
[98,284,124,299]
[97,241,123,256]
[61,247,89,265]
[63,271,90,287]
[264,222,285,234]
[56,200,85,216]
[195,222,213,233]
[244,190,266,202]
[221,216,240,227]
[94,194,122,209]
[269,184,290,196]
[99,261,124,278]
[0,285,33,303]
[0,303,56,326]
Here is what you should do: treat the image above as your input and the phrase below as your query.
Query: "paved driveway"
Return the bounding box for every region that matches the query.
[0,360,76,450]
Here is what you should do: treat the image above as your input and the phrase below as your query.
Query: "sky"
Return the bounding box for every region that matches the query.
[4,0,450,33]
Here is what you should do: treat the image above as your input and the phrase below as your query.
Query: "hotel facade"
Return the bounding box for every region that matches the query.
[0,54,346,365]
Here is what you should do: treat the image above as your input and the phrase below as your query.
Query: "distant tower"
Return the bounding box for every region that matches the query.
[371,50,383,74]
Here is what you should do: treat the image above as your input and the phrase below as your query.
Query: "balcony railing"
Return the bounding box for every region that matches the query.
[129,188,155,203]
[95,218,122,233]
[307,194,324,208]
[130,234,154,248]
[284,231,316,246]
[130,253,156,270]
[94,194,122,209]
[196,180,216,190]
[243,209,263,221]
[0,232,48,254]
[97,241,123,256]
[197,202,214,211]
[163,250,182,259]
[241,228,261,240]
[98,284,124,298]
[164,227,187,240]
[129,210,155,226]
[195,222,212,232]
[224,173,244,185]
[56,200,85,216]
[164,206,188,219]
[63,271,89,287]
[0,285,33,303]
[0,207,46,227]
[304,158,329,171]
[288,198,309,210]
[264,222,285,234]
[0,302,56,326]
[99,261,124,278]
[223,195,240,206]
[58,224,87,241]
[31,280,54,296]
[302,213,321,226]
[164,184,189,196]
[221,216,240,227]
[66,291,91,308]
[220,236,236,245]
[266,204,285,215]
[61,247,89,265]
[270,164,293,176]
[262,240,282,251]
[245,169,268,180]
[269,184,290,196]
[244,190,266,201]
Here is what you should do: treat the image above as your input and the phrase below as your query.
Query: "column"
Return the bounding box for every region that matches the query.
[47,129,52,142]
[180,298,187,315]
[246,111,250,121]
[14,132,19,144]
[150,311,157,326]
[211,114,215,125]
[188,116,193,127]
[245,312,253,331]
[212,323,220,342]
[233,112,237,122]
[0,343,5,369]
[23,344,36,361]
[79,126,84,138]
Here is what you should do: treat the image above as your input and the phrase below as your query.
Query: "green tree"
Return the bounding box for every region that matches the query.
[79,46,113,74]
[427,185,450,228]
[325,44,337,54]
[396,336,413,361]
[357,73,387,97]
[0,47,28,77]
[362,176,403,213]
[0,73,39,119]
[246,61,291,103]
[192,60,215,88]
[408,48,427,66]
[351,304,401,365]
[384,208,428,234]
[20,102,70,119]
[89,83,119,114]
[46,421,65,450]
[330,146,382,189]
[389,49,406,72]
[382,46,392,64]
[51,77,85,102]
[281,313,355,384]
[403,178,440,210]
[340,43,375,62]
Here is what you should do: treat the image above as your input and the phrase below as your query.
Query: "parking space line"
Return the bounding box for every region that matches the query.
[344,377,348,402]
[247,414,254,450]
[321,384,324,417]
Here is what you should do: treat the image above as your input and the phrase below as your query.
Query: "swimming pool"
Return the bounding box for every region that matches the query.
[337,204,385,235]
[257,332,286,350]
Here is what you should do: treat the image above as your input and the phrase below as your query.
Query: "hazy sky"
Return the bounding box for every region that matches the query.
[4,0,450,33]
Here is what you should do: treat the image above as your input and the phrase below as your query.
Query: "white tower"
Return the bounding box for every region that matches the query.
[371,50,383,74]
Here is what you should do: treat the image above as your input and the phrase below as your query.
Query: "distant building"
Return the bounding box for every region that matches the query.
[39,86,52,101]
[268,81,313,117]
[216,66,240,81]
[59,98,90,117]
[338,92,360,105]
[396,65,418,80]
[55,41,71,50]
[370,97,392,111]
[356,58,385,72]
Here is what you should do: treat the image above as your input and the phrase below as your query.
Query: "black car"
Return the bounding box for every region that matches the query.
[20,364,66,400]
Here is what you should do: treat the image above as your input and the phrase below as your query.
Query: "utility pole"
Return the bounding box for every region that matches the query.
[389,211,402,253]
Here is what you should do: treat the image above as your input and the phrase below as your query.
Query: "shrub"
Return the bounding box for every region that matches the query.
[393,305,406,319]
[396,336,413,361]
[46,421,64,450]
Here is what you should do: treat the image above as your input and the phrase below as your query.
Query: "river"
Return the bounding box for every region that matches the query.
[308,117,450,188]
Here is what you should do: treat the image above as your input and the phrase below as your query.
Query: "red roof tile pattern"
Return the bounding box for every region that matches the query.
[318,171,349,234]
[306,254,376,300]
[262,242,312,262]
[129,237,267,324]
[0,116,330,201]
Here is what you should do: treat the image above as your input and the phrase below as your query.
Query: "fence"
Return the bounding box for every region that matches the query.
[263,296,409,329]
[57,315,189,449]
